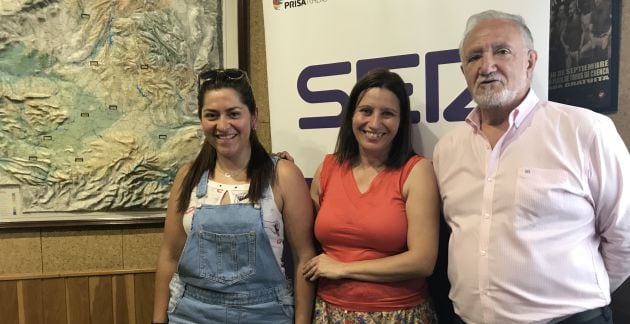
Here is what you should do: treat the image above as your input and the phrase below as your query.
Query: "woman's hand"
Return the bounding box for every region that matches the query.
[302,253,346,281]
[274,151,295,162]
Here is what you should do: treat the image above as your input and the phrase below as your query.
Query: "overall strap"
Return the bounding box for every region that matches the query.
[270,154,280,166]
[196,170,210,198]
[264,155,280,199]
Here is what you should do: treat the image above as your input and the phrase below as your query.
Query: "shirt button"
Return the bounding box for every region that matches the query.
[487,178,493,182]
[480,250,487,256]
[484,213,490,219]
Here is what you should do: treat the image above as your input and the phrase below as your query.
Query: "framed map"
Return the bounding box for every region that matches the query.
[0,0,241,226]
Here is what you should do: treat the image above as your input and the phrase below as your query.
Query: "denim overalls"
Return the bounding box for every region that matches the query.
[168,167,294,323]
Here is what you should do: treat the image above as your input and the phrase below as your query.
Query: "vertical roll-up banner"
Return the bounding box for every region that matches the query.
[263,0,550,178]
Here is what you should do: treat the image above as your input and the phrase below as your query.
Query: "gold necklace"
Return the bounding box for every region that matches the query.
[216,164,247,178]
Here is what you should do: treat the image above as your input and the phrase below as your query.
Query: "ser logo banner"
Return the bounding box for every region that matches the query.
[297,50,473,129]
[273,0,328,10]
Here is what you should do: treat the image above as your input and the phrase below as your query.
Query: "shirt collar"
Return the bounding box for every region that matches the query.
[465,89,539,132]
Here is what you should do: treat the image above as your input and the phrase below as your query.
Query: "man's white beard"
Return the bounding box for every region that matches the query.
[473,87,517,109]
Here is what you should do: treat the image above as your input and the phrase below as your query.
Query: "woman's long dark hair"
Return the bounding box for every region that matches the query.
[334,68,414,169]
[176,69,273,213]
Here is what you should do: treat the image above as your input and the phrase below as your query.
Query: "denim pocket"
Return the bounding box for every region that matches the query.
[276,284,295,319]
[199,230,256,284]
[279,302,294,319]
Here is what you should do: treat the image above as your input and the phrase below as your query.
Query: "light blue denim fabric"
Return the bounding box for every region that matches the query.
[169,164,293,323]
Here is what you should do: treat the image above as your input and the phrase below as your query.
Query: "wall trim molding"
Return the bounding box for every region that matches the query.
[0,268,156,281]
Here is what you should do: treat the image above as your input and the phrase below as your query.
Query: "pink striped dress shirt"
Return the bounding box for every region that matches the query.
[433,90,630,323]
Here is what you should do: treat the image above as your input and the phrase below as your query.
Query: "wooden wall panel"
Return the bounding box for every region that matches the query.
[41,278,67,324]
[89,276,114,324]
[0,280,19,324]
[133,273,155,324]
[1,271,156,324]
[0,231,43,277]
[21,279,43,324]
[122,228,162,269]
[123,274,137,323]
[66,277,90,324]
[41,230,123,274]
[113,274,135,324]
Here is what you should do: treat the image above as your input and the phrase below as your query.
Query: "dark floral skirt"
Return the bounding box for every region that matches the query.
[313,297,438,324]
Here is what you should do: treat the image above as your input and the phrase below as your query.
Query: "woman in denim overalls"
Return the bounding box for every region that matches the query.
[152,68,316,323]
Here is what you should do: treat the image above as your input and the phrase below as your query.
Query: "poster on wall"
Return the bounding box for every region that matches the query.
[548,0,620,113]
[263,0,550,180]
[0,0,239,225]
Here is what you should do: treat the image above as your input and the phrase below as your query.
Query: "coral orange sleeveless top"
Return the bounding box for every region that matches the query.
[314,154,429,311]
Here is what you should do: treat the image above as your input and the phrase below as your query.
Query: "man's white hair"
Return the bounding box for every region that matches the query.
[459,10,535,59]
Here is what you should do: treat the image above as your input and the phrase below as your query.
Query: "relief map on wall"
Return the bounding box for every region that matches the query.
[0,0,222,214]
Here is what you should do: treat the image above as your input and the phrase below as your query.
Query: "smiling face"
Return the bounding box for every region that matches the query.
[460,19,537,110]
[200,88,257,160]
[351,87,401,159]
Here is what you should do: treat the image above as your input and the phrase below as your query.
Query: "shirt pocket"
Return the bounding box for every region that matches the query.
[514,168,573,228]
[198,231,256,285]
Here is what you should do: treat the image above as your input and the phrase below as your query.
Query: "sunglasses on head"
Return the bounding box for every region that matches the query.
[198,68,248,91]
